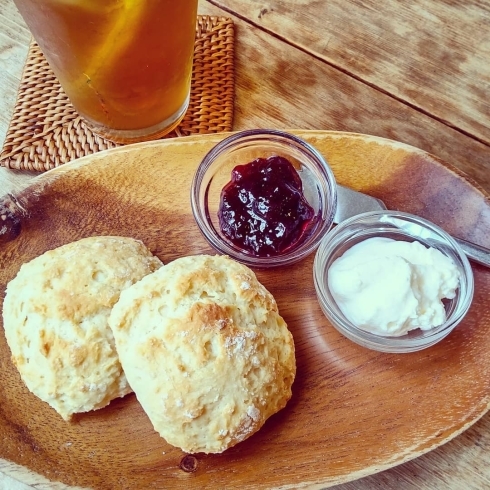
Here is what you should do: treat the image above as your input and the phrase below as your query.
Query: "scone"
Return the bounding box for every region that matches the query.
[2,236,163,421]
[109,254,296,454]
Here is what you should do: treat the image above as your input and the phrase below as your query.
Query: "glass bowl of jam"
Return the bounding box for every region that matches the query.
[313,210,475,353]
[191,129,337,268]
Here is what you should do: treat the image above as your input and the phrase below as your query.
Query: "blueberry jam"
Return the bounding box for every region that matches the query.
[218,155,315,257]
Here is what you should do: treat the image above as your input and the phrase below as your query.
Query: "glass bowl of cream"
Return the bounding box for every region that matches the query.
[313,210,474,353]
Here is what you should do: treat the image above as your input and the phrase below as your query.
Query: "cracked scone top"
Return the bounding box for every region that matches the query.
[2,236,163,421]
[109,254,296,454]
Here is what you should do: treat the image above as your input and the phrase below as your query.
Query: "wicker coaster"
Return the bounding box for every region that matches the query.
[0,15,235,172]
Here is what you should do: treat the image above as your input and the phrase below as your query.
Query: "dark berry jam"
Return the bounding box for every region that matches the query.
[218,155,315,257]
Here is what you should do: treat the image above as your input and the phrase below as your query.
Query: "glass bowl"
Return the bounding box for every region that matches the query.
[191,129,337,268]
[313,210,475,353]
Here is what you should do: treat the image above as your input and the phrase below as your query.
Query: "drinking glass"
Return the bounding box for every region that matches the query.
[14,0,199,143]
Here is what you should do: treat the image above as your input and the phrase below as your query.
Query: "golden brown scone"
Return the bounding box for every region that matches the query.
[2,236,163,421]
[109,254,296,454]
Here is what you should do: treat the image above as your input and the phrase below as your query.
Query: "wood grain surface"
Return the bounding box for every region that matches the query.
[210,0,490,144]
[2,1,490,489]
[0,131,489,490]
[220,2,490,192]
[2,1,490,193]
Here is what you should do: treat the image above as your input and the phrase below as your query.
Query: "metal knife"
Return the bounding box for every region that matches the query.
[335,185,490,268]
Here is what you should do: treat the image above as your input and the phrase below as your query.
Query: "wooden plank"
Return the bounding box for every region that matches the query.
[208,0,490,145]
[200,2,490,192]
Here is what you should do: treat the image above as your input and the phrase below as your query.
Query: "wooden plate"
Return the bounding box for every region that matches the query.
[1,131,490,490]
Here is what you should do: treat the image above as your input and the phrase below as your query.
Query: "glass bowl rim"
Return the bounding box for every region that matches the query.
[190,129,338,268]
[313,209,475,352]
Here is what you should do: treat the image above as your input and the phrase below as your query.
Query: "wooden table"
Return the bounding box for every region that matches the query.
[1,0,489,489]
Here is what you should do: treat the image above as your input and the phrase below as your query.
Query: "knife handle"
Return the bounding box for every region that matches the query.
[455,237,490,268]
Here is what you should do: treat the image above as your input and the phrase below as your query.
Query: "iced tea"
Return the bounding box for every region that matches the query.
[14,0,198,142]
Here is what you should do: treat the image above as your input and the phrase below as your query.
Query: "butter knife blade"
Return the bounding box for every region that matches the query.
[334,185,386,223]
[335,184,490,268]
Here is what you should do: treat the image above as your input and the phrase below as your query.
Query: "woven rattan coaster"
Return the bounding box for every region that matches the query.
[0,15,234,172]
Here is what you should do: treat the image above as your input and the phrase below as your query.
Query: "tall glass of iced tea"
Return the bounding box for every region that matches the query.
[13,0,199,143]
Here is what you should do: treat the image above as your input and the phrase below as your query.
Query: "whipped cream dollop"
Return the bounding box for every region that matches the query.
[327,237,461,337]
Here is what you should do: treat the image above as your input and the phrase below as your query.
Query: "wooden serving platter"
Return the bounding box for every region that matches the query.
[1,130,490,490]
